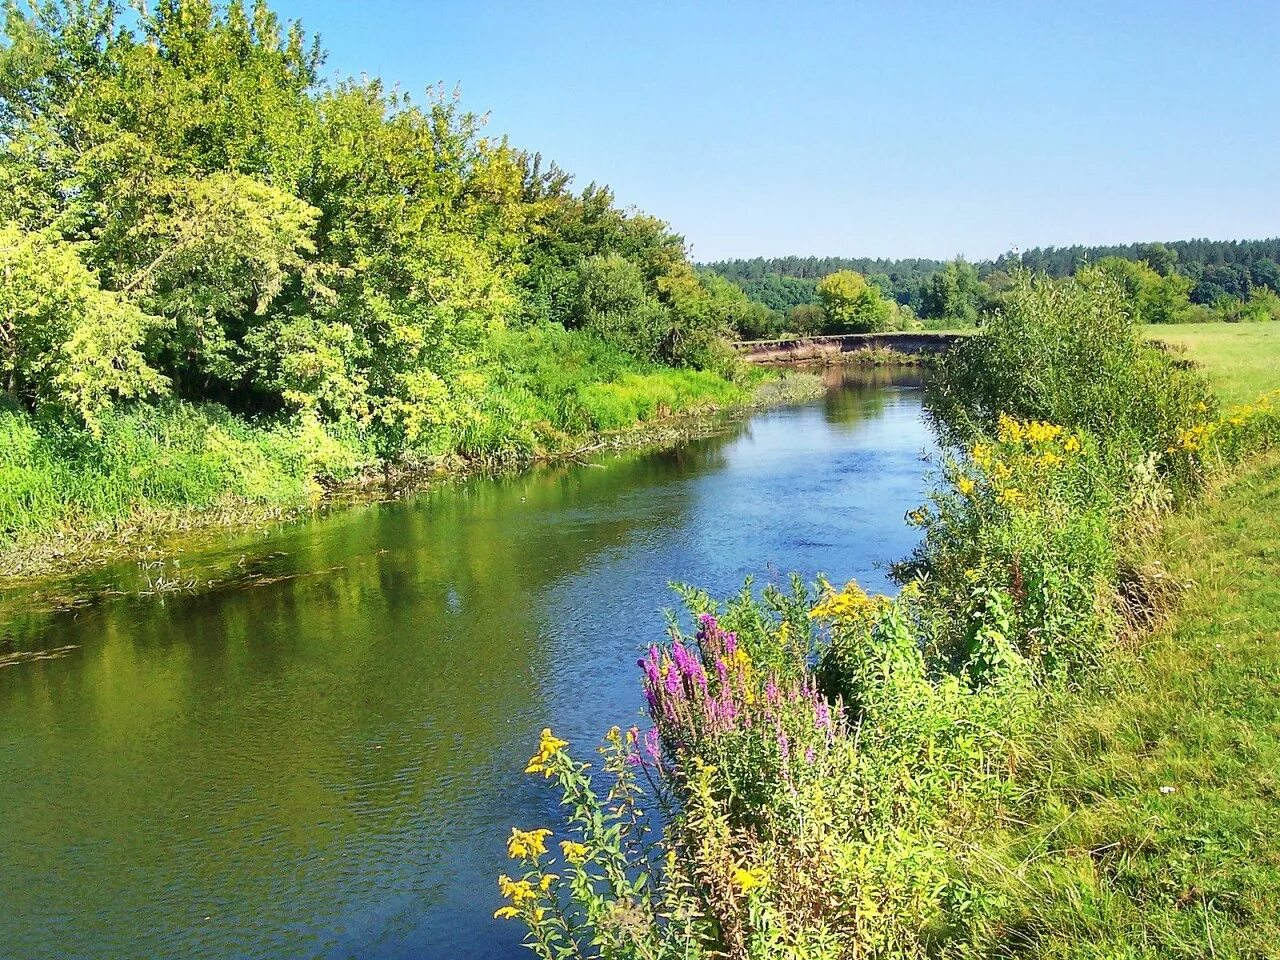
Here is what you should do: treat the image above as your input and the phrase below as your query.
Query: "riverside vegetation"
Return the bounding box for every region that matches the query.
[0,0,823,571]
[3,4,1275,573]
[494,270,1280,957]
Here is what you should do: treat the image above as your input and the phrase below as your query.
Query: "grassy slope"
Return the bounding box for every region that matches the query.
[1147,323,1280,405]
[962,324,1280,958]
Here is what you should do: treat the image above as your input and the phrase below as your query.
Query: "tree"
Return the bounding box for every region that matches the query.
[1084,257,1193,324]
[918,258,989,326]
[0,224,167,429]
[816,270,892,333]
[576,253,667,360]
[1136,242,1177,276]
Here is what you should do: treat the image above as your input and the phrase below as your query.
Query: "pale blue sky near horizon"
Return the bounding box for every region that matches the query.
[277,0,1278,262]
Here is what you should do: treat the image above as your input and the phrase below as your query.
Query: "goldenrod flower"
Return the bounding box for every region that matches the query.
[731,865,766,892]
[997,487,1023,506]
[996,413,1022,443]
[493,905,519,920]
[560,840,589,864]
[524,728,568,776]
[507,827,552,859]
[956,476,976,496]
[1063,435,1082,454]
[497,874,538,904]
[810,581,880,621]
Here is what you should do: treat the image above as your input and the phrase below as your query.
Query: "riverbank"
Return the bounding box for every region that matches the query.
[955,448,1280,956]
[0,368,825,585]
[946,324,1280,956]
[734,330,967,364]
[492,272,1280,957]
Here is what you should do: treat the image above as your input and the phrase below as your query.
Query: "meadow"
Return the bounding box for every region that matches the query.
[1148,322,1280,403]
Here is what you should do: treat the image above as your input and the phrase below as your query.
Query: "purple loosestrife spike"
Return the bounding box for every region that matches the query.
[765,678,778,704]
[815,700,831,730]
[644,728,660,761]
[805,747,816,764]
[675,642,698,678]
[778,730,790,760]
[724,631,737,656]
[664,664,680,696]
[716,658,728,683]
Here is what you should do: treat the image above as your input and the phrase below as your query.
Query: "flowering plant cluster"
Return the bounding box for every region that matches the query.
[637,614,841,817]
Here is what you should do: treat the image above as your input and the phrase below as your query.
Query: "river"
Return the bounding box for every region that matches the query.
[0,366,934,960]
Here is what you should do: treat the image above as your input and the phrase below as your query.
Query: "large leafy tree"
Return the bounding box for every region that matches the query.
[817,270,892,333]
[0,224,166,429]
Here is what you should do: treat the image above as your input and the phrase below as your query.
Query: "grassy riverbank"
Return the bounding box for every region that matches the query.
[493,272,1280,958]
[949,324,1280,957]
[958,450,1280,957]
[0,365,823,582]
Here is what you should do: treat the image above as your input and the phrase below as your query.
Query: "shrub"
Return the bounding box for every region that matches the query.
[926,270,1216,483]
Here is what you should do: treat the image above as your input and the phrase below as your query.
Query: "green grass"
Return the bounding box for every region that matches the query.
[960,453,1280,958]
[1147,323,1280,405]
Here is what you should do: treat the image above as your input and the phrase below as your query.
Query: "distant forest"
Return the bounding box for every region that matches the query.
[702,238,1280,332]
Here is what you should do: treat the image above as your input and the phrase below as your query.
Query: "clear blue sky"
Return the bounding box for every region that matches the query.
[279,0,1278,262]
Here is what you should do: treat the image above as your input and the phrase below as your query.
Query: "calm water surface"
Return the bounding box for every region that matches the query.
[0,368,934,960]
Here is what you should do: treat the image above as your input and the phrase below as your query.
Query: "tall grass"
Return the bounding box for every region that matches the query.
[0,401,367,549]
[0,324,764,558]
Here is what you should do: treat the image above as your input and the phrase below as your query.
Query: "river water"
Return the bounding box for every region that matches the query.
[0,367,934,960]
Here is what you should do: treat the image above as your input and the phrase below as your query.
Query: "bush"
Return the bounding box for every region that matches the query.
[926,270,1216,487]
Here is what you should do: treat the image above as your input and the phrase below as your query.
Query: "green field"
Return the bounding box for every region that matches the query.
[960,326,1280,957]
[1147,323,1280,404]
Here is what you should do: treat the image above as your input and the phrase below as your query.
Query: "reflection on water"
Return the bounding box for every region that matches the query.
[0,367,933,960]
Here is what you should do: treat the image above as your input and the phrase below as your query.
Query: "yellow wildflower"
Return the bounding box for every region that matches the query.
[996,413,1022,443]
[524,728,568,777]
[732,865,767,892]
[956,476,976,496]
[810,581,877,621]
[507,827,552,860]
[560,840,589,864]
[993,462,1011,481]
[497,874,538,903]
[1063,435,1082,454]
[1023,420,1063,444]
[997,487,1023,506]
[539,874,558,892]
[493,905,519,920]
[971,442,993,468]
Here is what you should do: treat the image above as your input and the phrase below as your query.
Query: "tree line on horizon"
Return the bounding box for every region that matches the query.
[704,238,1280,338]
